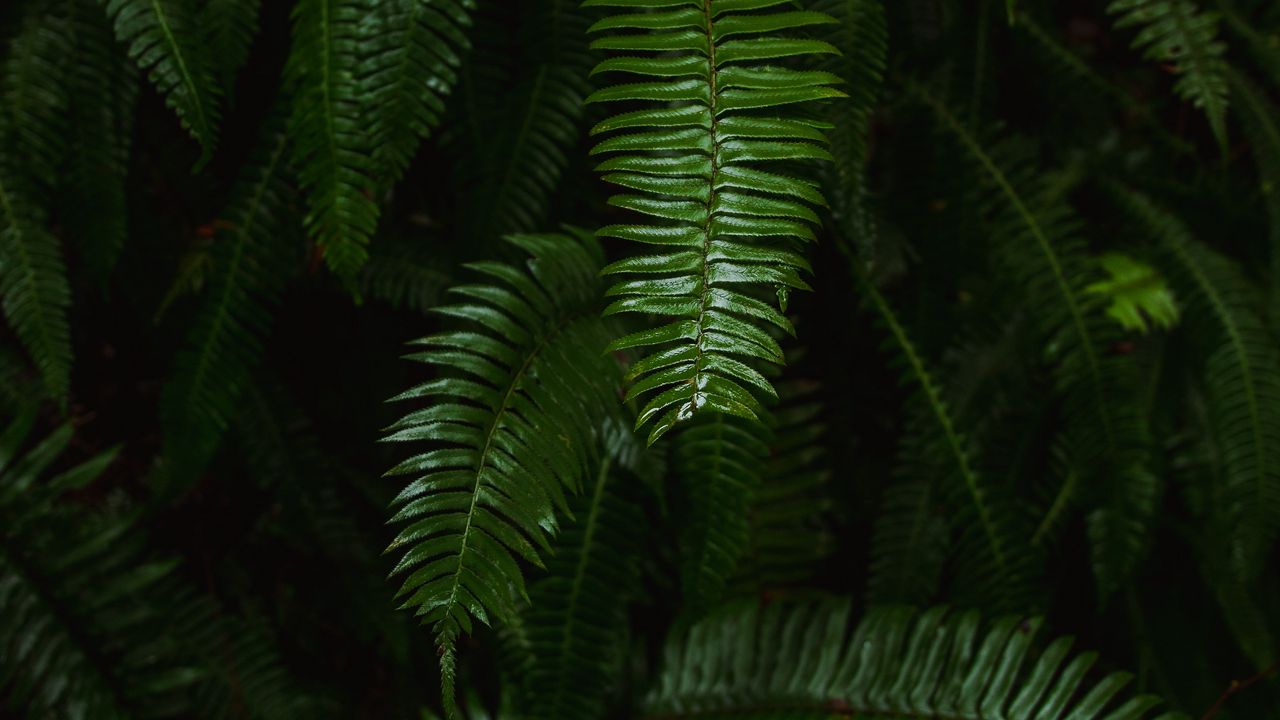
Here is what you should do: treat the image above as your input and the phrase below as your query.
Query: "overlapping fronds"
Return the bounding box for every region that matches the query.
[674,411,769,611]
[924,95,1157,602]
[1107,0,1230,150]
[382,232,620,715]
[644,599,1185,719]
[100,0,222,161]
[62,0,139,282]
[517,458,645,720]
[586,0,845,442]
[734,379,832,591]
[285,0,376,277]
[0,416,203,718]
[1118,189,1280,580]
[361,0,474,185]
[861,274,1035,612]
[161,126,296,484]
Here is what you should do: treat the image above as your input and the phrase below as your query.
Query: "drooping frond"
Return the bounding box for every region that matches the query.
[643,599,1184,719]
[860,273,1035,612]
[382,232,621,715]
[923,94,1158,602]
[62,0,139,283]
[100,0,222,162]
[161,125,295,485]
[201,0,261,92]
[1107,0,1230,151]
[586,0,845,443]
[454,0,594,242]
[517,457,645,720]
[0,416,203,717]
[674,411,769,611]
[734,378,832,591]
[361,0,475,186]
[1117,188,1280,580]
[2,7,72,189]
[285,0,377,277]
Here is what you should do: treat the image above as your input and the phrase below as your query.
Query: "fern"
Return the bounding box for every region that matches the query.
[100,0,222,162]
[382,232,621,715]
[1107,0,1230,151]
[644,599,1185,719]
[1229,71,1280,318]
[361,0,474,185]
[517,457,645,720]
[1118,188,1280,580]
[201,0,261,93]
[2,6,72,189]
[925,96,1157,602]
[674,411,769,611]
[358,234,454,314]
[586,0,845,442]
[161,124,295,486]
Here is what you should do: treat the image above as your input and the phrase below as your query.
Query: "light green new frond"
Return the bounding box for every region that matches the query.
[1084,253,1180,334]
[674,411,769,611]
[1107,0,1230,150]
[286,0,377,277]
[923,94,1157,602]
[382,232,620,716]
[1118,189,1280,580]
[201,0,261,92]
[361,0,475,186]
[62,0,139,283]
[586,0,844,443]
[519,458,645,720]
[161,125,295,486]
[101,0,222,162]
[643,599,1185,719]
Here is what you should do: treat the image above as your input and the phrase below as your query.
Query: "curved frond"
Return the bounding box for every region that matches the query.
[101,0,221,162]
[361,0,475,185]
[201,0,261,92]
[644,599,1184,719]
[2,7,72,188]
[285,0,377,277]
[161,125,296,484]
[586,0,844,443]
[1119,188,1280,579]
[1107,0,1230,150]
[674,411,769,611]
[518,457,645,720]
[382,232,620,715]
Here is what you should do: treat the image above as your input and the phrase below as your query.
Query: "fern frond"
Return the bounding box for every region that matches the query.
[62,0,138,283]
[644,599,1184,719]
[161,125,295,484]
[519,457,645,720]
[382,232,621,714]
[285,0,377,277]
[358,234,453,314]
[100,0,222,162]
[361,0,474,186]
[201,0,261,92]
[586,0,845,443]
[1229,71,1280,318]
[1118,189,1280,579]
[1107,0,1230,150]
[0,418,203,717]
[2,6,73,188]
[674,411,769,611]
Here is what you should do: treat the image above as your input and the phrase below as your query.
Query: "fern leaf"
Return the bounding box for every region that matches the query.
[62,0,139,283]
[924,95,1157,602]
[453,0,594,242]
[100,0,221,162]
[674,411,769,611]
[519,457,645,720]
[361,0,474,186]
[201,0,261,92]
[1107,0,1230,150]
[358,234,453,314]
[586,0,844,443]
[1229,71,1280,320]
[644,599,1183,719]
[2,7,73,189]
[286,0,377,277]
[1119,189,1280,579]
[382,232,620,714]
[161,124,295,484]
